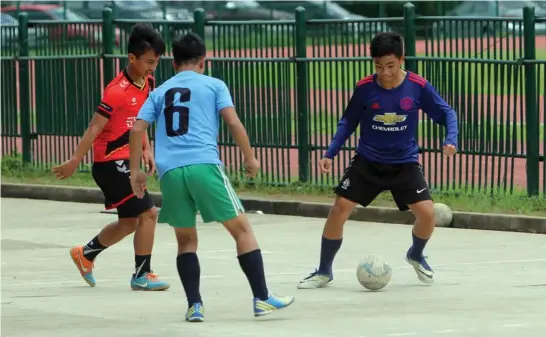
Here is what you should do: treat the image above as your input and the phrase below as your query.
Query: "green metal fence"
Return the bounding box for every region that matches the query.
[1,3,544,197]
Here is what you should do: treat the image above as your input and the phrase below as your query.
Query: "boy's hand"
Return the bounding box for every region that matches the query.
[244,157,260,178]
[52,158,80,179]
[319,157,333,173]
[443,144,457,157]
[130,170,148,199]
[142,148,156,176]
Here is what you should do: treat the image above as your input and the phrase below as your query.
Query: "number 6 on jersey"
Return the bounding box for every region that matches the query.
[164,87,191,137]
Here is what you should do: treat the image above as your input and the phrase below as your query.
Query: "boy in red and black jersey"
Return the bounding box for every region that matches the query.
[52,23,169,291]
[93,68,156,164]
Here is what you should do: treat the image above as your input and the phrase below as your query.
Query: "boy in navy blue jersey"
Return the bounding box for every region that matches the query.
[298,32,458,289]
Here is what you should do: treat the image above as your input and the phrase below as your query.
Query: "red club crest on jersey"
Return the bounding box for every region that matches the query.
[400,97,414,111]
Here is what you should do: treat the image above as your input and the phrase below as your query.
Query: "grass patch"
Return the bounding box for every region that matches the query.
[2,154,545,217]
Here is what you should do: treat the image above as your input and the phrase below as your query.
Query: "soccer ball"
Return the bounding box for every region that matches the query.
[433,202,453,227]
[356,255,392,291]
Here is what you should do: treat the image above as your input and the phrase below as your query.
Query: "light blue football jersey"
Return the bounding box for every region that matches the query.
[137,70,234,179]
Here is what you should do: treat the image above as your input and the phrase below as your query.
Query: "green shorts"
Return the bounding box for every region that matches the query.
[158,164,245,228]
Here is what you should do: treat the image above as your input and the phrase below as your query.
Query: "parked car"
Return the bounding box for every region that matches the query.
[63,0,185,21]
[255,0,390,37]
[432,0,546,38]
[1,4,121,47]
[255,0,356,19]
[16,0,188,20]
[170,0,294,20]
[0,12,45,50]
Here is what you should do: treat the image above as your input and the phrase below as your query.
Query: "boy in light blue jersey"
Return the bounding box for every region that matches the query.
[128,32,295,322]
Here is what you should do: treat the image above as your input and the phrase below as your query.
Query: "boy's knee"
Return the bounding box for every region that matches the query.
[136,207,158,227]
[223,214,252,239]
[410,200,435,225]
[175,228,198,253]
[118,218,139,234]
[141,207,158,221]
[331,196,356,218]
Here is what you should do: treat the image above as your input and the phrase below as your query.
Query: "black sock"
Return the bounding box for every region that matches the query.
[177,253,202,308]
[135,254,151,278]
[82,235,107,262]
[318,236,342,275]
[410,231,429,260]
[237,249,269,301]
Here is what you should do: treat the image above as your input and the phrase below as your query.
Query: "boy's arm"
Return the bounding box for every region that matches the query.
[420,81,459,149]
[216,81,253,159]
[220,107,253,159]
[143,130,152,151]
[143,76,156,152]
[52,94,117,179]
[324,87,365,159]
[71,97,118,163]
[71,113,109,163]
[130,93,160,173]
[129,120,151,173]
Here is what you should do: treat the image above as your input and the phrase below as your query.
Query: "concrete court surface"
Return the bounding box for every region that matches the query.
[1,198,546,337]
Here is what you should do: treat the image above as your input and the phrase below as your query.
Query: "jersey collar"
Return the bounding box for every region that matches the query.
[122,68,146,91]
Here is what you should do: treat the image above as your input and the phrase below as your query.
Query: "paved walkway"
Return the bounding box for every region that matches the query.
[2,198,546,337]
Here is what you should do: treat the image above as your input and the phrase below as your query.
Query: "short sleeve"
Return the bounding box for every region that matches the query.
[137,91,160,124]
[95,87,120,119]
[215,81,234,112]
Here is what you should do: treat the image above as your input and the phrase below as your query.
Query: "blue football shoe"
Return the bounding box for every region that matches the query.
[186,303,204,322]
[130,272,170,291]
[253,293,295,317]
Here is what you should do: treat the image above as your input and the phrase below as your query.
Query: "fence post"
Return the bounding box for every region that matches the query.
[18,13,31,165]
[403,2,416,73]
[194,8,205,39]
[295,6,309,183]
[102,7,115,88]
[523,6,539,197]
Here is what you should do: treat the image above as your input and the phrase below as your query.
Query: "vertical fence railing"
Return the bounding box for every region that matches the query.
[18,13,31,165]
[523,6,539,197]
[3,3,543,197]
[530,16,546,196]
[295,7,309,183]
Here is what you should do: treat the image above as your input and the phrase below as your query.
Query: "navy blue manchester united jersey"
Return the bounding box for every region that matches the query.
[324,71,458,163]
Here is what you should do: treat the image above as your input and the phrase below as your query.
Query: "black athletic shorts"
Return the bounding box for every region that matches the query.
[92,159,154,218]
[334,154,432,211]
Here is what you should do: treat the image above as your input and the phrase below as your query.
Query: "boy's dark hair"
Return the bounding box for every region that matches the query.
[172,32,206,66]
[127,23,166,57]
[370,32,404,58]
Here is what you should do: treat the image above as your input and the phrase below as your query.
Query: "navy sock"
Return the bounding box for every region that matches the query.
[82,235,107,262]
[135,254,151,278]
[318,236,342,275]
[410,231,429,260]
[177,253,202,308]
[237,249,269,301]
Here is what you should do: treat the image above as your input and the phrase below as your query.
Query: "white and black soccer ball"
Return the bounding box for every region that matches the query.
[433,202,453,227]
[356,255,392,291]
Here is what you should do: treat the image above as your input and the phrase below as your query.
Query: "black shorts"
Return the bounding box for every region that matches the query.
[334,154,432,211]
[92,159,154,218]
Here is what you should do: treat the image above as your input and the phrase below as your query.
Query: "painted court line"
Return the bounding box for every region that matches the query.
[2,258,546,288]
[3,257,546,288]
[501,323,526,328]
[332,258,546,273]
